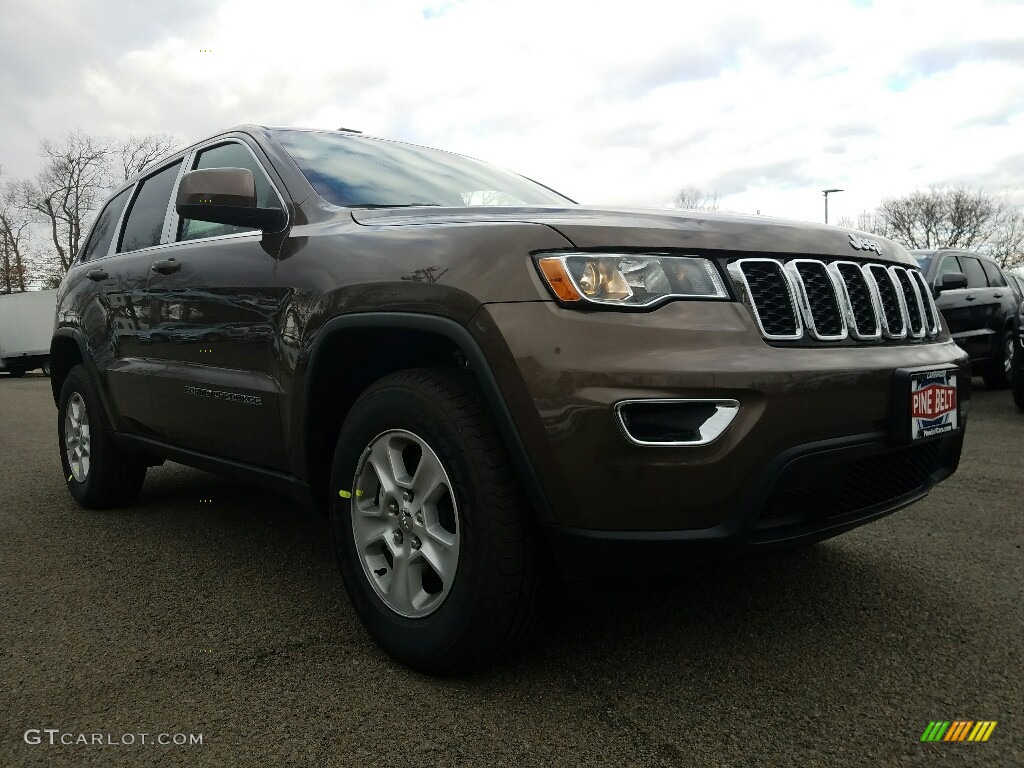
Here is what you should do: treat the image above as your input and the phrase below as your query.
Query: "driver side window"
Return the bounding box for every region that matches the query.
[178,142,282,241]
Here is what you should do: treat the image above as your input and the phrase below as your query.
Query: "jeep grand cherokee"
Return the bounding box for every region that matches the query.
[51,126,969,674]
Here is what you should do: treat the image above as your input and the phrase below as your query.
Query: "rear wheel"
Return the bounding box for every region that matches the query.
[58,365,147,508]
[1013,354,1024,412]
[7,367,25,378]
[329,368,548,675]
[42,358,51,377]
[981,330,1012,389]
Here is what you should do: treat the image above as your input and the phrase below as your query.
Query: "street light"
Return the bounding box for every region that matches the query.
[822,188,844,224]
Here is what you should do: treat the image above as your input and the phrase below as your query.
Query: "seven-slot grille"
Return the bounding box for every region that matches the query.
[730,257,941,344]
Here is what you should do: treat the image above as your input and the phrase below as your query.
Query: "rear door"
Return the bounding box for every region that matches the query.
[142,137,290,469]
[74,163,182,433]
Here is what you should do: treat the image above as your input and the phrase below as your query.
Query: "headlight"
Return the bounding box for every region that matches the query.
[536,252,729,308]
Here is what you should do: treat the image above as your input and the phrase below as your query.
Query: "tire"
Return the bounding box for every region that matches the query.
[42,358,51,377]
[58,364,147,509]
[1013,358,1024,412]
[329,368,548,675]
[8,368,25,378]
[981,330,1013,389]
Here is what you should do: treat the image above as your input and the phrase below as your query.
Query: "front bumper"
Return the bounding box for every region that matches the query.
[473,300,970,572]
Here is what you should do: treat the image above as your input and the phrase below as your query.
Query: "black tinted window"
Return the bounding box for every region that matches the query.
[272,129,572,208]
[119,162,182,253]
[178,142,281,241]
[959,256,988,289]
[979,259,1006,287]
[81,187,131,262]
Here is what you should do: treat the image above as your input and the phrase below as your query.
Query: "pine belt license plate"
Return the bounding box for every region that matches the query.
[909,369,958,440]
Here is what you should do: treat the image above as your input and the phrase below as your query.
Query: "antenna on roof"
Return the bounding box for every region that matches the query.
[337,127,362,134]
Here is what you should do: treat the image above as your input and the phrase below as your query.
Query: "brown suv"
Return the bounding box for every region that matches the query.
[51,126,969,674]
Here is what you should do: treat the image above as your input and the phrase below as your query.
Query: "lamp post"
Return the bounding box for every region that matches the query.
[822,188,843,224]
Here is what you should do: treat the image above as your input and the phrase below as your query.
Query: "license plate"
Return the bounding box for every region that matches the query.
[909,369,958,440]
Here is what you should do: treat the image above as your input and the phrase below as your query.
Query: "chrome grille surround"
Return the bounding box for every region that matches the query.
[728,258,803,341]
[827,261,882,340]
[785,259,848,341]
[863,264,909,340]
[733,257,941,344]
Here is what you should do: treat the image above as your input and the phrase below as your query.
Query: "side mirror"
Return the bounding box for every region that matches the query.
[175,168,286,232]
[936,272,968,294]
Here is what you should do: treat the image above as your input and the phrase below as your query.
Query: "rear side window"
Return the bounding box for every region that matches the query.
[178,142,281,242]
[81,187,131,262]
[118,161,183,253]
[979,259,1006,287]
[959,256,988,289]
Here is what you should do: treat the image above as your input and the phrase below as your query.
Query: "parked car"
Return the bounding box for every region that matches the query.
[51,125,970,674]
[1009,273,1024,410]
[912,249,1019,388]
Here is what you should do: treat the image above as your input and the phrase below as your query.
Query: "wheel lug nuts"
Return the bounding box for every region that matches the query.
[402,490,413,502]
[411,536,421,550]
[388,499,399,515]
[393,530,403,545]
[415,512,423,526]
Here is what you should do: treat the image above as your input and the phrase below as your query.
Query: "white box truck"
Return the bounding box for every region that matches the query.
[0,290,57,377]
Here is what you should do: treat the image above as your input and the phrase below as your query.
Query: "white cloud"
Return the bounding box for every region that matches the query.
[2,0,1023,225]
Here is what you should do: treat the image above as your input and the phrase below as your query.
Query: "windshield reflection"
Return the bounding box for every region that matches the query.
[272,129,573,209]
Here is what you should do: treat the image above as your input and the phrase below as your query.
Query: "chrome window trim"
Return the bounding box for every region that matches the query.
[827,261,883,341]
[785,259,848,341]
[614,399,741,447]
[729,258,804,341]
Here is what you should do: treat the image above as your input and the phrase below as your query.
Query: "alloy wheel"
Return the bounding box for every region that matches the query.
[350,429,460,618]
[65,392,91,482]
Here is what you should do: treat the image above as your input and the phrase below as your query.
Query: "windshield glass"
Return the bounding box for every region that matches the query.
[272,129,573,208]
[913,254,933,272]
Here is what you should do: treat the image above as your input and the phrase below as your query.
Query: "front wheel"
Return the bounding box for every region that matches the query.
[329,368,548,675]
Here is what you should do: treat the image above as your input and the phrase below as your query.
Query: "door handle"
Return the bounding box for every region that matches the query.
[86,269,108,282]
[964,295,976,301]
[151,258,181,274]
[993,292,1003,298]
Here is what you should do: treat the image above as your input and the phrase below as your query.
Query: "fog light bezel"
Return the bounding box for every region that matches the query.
[614,398,740,447]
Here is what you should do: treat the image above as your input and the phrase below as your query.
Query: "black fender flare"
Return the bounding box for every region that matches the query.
[49,328,119,428]
[303,312,554,523]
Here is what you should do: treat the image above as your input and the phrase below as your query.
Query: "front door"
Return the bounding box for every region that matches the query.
[142,139,290,469]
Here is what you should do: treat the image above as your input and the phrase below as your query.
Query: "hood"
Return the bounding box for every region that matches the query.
[351,205,914,265]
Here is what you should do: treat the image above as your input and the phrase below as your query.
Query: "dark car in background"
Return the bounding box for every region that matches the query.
[1009,273,1024,410]
[50,125,970,673]
[912,249,1020,388]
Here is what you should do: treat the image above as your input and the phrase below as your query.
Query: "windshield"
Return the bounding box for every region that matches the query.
[913,254,933,272]
[272,129,573,208]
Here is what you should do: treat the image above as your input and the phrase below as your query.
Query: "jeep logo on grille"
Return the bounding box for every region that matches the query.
[849,234,883,255]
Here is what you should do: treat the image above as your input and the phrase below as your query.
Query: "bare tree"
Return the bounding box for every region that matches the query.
[869,186,1023,268]
[19,130,112,273]
[674,187,721,211]
[116,133,179,181]
[0,170,32,293]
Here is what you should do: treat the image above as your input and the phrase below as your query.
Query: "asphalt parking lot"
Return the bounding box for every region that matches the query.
[1,374,1021,767]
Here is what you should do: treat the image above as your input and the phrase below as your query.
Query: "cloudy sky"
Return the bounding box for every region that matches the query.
[2,0,1023,225]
